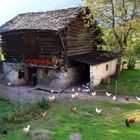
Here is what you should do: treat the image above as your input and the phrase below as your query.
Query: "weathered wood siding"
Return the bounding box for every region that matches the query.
[2,34,25,60]
[1,31,63,61]
[66,18,94,56]
[38,33,62,58]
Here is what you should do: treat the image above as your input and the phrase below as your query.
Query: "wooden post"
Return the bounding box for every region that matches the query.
[90,65,94,94]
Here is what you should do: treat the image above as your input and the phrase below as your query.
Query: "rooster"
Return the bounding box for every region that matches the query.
[124,96,129,101]
[106,92,111,97]
[71,106,77,113]
[23,125,30,133]
[1,130,8,135]
[95,107,102,114]
[136,96,140,101]
[125,119,130,127]
[40,111,46,119]
[91,91,96,96]
[129,117,136,123]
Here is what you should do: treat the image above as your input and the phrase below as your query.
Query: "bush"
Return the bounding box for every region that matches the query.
[38,97,50,109]
[127,57,136,70]
[6,112,15,122]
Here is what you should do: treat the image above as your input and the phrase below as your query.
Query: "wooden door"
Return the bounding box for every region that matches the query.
[28,67,37,86]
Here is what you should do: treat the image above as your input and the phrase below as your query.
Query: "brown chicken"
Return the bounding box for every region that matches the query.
[129,117,136,123]
[70,106,77,113]
[124,96,129,101]
[40,111,46,118]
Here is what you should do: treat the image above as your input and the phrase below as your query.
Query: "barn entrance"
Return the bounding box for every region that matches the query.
[28,67,37,86]
[80,64,90,83]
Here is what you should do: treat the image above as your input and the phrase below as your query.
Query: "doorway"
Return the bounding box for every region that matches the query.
[81,64,90,83]
[28,67,37,86]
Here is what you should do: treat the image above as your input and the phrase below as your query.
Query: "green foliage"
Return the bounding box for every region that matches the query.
[6,112,15,122]
[83,0,140,63]
[38,97,50,109]
[127,57,136,70]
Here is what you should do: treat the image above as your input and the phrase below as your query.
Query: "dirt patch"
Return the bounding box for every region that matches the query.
[0,83,139,104]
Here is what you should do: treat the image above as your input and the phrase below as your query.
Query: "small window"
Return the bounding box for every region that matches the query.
[106,64,109,71]
[18,70,24,79]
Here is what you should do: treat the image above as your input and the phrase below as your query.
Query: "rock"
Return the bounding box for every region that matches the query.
[114,107,122,112]
[32,130,54,139]
[69,133,82,140]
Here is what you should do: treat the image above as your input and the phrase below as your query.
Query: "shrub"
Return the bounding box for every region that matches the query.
[127,57,136,70]
[6,112,15,122]
[38,97,50,109]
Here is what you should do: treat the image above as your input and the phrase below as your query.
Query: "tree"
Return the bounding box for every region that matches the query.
[83,0,140,78]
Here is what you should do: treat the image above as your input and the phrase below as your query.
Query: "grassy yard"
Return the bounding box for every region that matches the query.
[0,69,140,140]
[105,69,140,96]
[0,96,140,140]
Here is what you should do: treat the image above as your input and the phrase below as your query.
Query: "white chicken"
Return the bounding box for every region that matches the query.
[77,88,81,91]
[75,92,79,96]
[71,94,76,98]
[136,96,140,101]
[71,93,79,98]
[86,83,89,86]
[112,96,117,101]
[23,125,30,133]
[50,90,54,93]
[7,82,11,86]
[82,89,90,93]
[106,91,111,97]
[91,91,96,96]
[96,107,102,114]
[82,84,89,89]
[72,88,75,92]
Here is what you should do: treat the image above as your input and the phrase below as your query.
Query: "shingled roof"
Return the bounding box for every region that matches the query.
[0,7,83,33]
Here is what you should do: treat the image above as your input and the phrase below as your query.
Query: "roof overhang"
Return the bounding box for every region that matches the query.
[68,51,119,65]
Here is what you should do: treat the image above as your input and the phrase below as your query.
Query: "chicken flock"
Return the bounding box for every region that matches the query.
[21,83,139,134]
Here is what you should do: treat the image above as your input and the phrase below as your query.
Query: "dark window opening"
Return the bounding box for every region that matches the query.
[18,70,24,79]
[106,64,109,71]
[44,69,48,77]
[28,67,37,86]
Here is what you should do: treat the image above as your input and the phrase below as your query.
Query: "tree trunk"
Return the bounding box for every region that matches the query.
[115,56,122,80]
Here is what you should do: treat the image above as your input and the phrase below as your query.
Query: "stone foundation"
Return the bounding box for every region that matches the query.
[37,66,83,89]
[3,62,26,85]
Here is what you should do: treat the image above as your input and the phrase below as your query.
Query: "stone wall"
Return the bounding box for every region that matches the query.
[3,62,26,85]
[37,66,83,89]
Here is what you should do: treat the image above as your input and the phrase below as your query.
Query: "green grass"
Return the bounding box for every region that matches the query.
[105,69,140,96]
[1,97,140,140]
[0,69,140,139]
[136,59,140,63]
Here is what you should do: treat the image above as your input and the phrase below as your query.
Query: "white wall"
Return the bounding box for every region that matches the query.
[90,59,117,87]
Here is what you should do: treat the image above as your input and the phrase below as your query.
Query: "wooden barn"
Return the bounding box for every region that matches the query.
[0,7,118,90]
